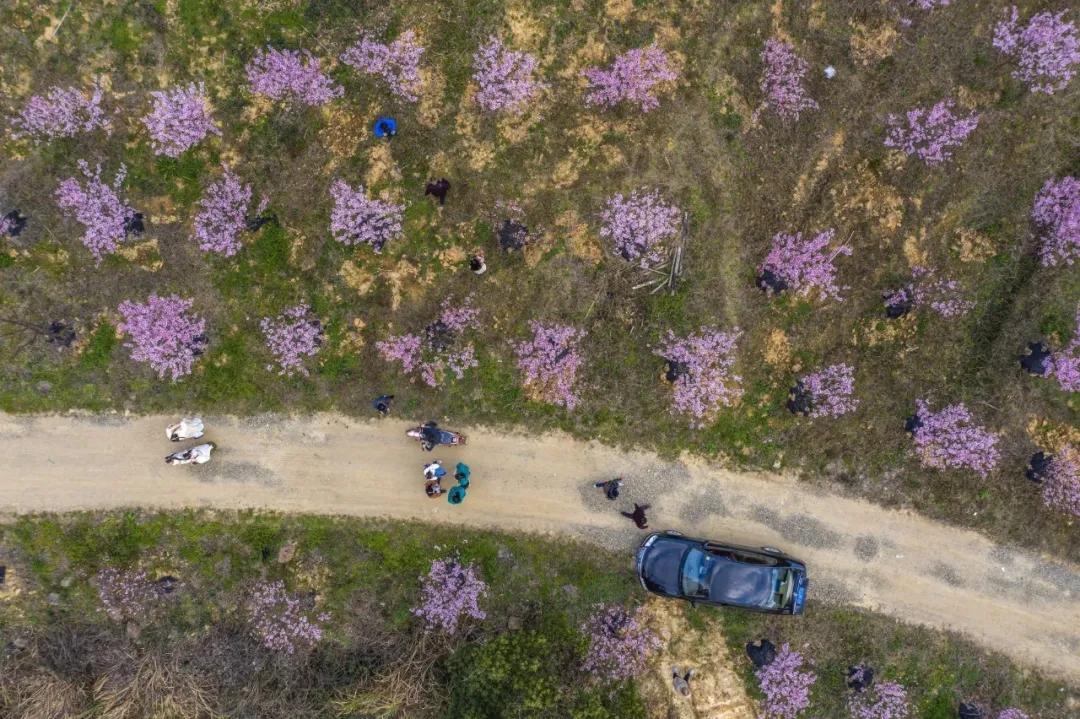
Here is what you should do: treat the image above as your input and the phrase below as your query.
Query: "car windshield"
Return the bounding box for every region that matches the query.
[681,548,795,609]
[680,548,716,598]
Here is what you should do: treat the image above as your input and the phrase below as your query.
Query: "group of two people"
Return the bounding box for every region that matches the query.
[424,460,470,503]
[165,418,214,465]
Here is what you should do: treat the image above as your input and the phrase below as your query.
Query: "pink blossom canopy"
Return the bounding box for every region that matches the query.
[55,161,136,263]
[141,82,220,157]
[582,45,677,113]
[246,47,343,106]
[117,294,207,381]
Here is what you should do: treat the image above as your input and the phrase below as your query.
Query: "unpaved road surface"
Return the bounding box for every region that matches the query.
[1,412,1078,682]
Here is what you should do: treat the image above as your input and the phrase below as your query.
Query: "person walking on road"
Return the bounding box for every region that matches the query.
[593,477,622,500]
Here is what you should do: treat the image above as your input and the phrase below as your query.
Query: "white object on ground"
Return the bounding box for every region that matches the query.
[824,65,837,79]
[166,417,204,441]
[186,443,214,464]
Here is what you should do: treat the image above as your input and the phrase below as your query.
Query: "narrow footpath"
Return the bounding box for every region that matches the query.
[0,412,1077,681]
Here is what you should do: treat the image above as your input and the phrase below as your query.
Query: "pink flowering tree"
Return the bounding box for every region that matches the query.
[472,36,544,114]
[191,168,269,256]
[246,47,343,106]
[792,363,858,418]
[909,0,951,8]
[1041,445,1080,518]
[1031,176,1079,267]
[655,327,743,426]
[580,604,660,683]
[756,643,816,719]
[55,161,137,263]
[582,45,677,113]
[756,38,819,123]
[908,399,1000,476]
[848,681,910,719]
[993,7,1079,94]
[12,84,110,141]
[141,82,220,157]
[884,99,979,165]
[758,229,852,301]
[997,709,1029,719]
[514,321,586,410]
[117,294,207,380]
[377,296,479,387]
[411,559,488,634]
[96,568,160,622]
[329,179,404,252]
[260,304,324,376]
[884,266,974,319]
[247,580,329,654]
[600,189,680,268]
[1043,305,1080,392]
[340,29,424,102]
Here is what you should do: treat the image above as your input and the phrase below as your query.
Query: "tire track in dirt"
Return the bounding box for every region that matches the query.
[0,412,1077,682]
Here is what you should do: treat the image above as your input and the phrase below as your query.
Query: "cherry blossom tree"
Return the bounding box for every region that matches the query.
[260,304,324,376]
[600,189,680,268]
[141,82,220,157]
[340,29,424,102]
[883,266,974,319]
[1040,445,1080,518]
[756,643,816,719]
[790,363,858,418]
[411,559,487,634]
[756,38,818,123]
[247,580,329,654]
[55,161,137,263]
[996,708,1029,719]
[514,322,586,410]
[848,681,910,719]
[246,47,343,106]
[96,568,159,622]
[758,228,852,301]
[908,399,1000,476]
[12,84,110,141]
[582,45,677,112]
[580,604,660,682]
[472,36,544,114]
[1031,175,1079,267]
[1044,305,1080,392]
[329,179,404,252]
[377,296,479,387]
[654,327,743,426]
[117,294,207,380]
[884,99,979,165]
[993,7,1079,94]
[191,168,268,256]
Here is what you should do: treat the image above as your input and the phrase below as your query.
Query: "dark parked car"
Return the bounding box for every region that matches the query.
[635,531,808,615]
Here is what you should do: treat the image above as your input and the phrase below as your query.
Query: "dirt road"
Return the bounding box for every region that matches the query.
[0,412,1077,682]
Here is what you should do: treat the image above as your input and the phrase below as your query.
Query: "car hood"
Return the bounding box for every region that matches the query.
[639,537,687,595]
[708,562,775,608]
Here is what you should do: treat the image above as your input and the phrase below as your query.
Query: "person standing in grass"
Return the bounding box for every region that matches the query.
[372,394,394,417]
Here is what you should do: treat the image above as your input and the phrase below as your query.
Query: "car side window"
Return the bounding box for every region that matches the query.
[733,551,778,566]
[705,547,737,561]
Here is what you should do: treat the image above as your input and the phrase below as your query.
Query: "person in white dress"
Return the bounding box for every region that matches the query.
[166,418,204,442]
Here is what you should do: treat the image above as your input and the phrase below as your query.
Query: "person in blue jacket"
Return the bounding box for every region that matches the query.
[373,116,397,138]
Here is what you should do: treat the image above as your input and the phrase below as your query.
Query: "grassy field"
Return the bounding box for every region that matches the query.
[0,0,1077,561]
[0,511,1073,718]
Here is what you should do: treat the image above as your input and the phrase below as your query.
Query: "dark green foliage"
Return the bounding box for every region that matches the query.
[80,322,117,370]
